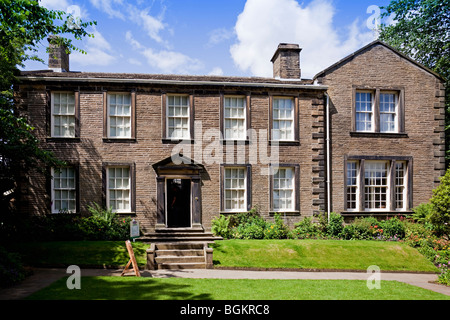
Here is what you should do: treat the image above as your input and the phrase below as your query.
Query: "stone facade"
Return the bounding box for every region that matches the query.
[14,40,445,234]
[314,41,446,219]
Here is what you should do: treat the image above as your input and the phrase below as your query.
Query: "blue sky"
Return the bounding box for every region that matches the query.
[25,0,393,79]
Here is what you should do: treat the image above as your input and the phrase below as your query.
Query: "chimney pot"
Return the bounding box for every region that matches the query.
[48,35,69,72]
[271,43,301,79]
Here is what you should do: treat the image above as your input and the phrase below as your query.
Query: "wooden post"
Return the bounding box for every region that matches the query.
[121,240,141,277]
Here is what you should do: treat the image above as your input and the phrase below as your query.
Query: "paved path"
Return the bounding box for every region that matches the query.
[0,267,449,300]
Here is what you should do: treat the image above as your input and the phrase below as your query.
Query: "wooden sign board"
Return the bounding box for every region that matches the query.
[121,240,141,277]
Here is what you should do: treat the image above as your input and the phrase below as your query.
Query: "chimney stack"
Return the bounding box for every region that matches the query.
[271,43,301,79]
[48,36,69,72]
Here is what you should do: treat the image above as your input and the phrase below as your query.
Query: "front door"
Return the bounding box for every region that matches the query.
[166,179,191,228]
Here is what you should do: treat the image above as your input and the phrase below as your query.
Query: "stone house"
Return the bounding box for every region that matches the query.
[15,40,446,241]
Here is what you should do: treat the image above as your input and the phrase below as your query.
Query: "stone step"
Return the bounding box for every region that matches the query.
[158,262,207,270]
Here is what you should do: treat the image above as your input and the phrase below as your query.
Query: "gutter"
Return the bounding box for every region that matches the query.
[17,75,329,90]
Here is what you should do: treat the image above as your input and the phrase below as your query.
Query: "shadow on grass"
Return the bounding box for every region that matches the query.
[27,276,213,300]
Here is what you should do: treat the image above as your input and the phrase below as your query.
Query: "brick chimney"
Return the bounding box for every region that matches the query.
[48,35,69,72]
[271,43,301,79]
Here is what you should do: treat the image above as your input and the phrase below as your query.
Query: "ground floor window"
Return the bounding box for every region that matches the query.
[51,167,76,213]
[345,157,411,212]
[107,166,131,213]
[224,167,246,212]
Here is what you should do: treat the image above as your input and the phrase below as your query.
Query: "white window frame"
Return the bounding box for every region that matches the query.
[223,167,247,212]
[364,161,390,211]
[379,91,399,133]
[346,161,359,211]
[107,93,132,139]
[51,92,76,138]
[273,167,295,212]
[106,166,131,213]
[272,97,295,141]
[223,96,247,141]
[355,91,374,133]
[394,161,407,211]
[51,167,76,214]
[166,94,190,140]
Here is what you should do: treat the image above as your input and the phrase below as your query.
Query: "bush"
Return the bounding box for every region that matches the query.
[378,217,405,239]
[264,214,290,239]
[292,217,320,239]
[0,246,30,288]
[429,168,450,237]
[211,215,231,239]
[341,217,378,240]
[412,203,433,224]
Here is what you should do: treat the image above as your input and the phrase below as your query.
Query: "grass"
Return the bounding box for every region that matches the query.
[8,239,438,272]
[26,276,450,300]
[8,241,149,267]
[211,239,438,272]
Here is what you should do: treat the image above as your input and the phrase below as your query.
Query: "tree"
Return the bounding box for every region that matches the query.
[379,0,450,164]
[0,0,96,208]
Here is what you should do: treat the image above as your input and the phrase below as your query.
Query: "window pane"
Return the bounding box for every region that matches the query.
[273,98,294,141]
[364,161,388,210]
[224,168,246,211]
[108,166,131,212]
[273,168,294,211]
[355,92,373,132]
[380,93,397,133]
[52,167,76,213]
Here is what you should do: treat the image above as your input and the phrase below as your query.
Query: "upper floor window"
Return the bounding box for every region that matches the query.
[355,92,373,132]
[167,94,190,140]
[224,96,247,140]
[108,93,132,138]
[51,92,76,138]
[272,97,296,141]
[353,88,403,134]
[379,92,398,133]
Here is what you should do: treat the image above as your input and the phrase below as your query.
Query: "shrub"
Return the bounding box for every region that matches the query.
[264,214,289,239]
[87,203,116,227]
[341,217,378,240]
[0,246,30,288]
[292,217,320,239]
[412,203,433,224]
[326,212,344,238]
[429,168,450,237]
[379,217,405,239]
[211,215,231,239]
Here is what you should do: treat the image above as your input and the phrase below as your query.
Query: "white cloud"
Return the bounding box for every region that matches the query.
[130,8,166,45]
[125,31,203,74]
[208,67,224,76]
[89,0,125,20]
[230,0,374,78]
[207,28,235,47]
[71,28,116,67]
[39,0,70,11]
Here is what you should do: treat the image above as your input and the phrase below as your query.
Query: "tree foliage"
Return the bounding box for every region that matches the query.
[379,0,450,162]
[0,0,95,198]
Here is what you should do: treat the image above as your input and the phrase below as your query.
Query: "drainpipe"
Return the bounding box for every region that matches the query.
[325,93,331,224]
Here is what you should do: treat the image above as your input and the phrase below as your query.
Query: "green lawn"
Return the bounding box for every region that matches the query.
[8,241,149,267]
[211,239,438,272]
[26,276,449,300]
[9,239,438,272]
